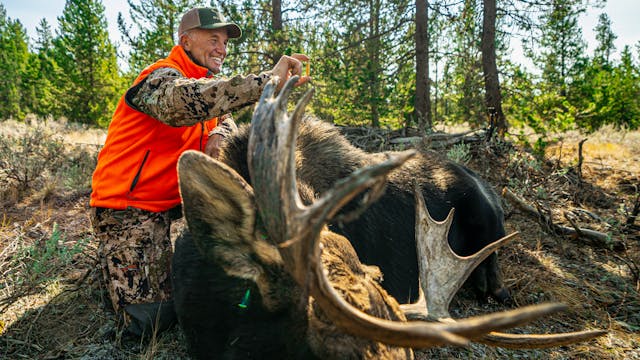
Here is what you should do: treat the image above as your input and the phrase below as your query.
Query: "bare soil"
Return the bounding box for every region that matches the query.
[1,121,638,359]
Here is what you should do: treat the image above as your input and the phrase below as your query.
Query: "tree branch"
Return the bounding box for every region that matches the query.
[502,187,622,250]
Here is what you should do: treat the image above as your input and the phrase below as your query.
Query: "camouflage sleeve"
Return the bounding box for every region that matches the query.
[127,67,272,127]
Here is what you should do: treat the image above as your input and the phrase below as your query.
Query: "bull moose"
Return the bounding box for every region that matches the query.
[172,77,605,359]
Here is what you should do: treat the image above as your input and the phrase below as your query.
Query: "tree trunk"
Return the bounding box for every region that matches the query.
[415,0,431,134]
[271,0,283,63]
[272,0,282,30]
[481,0,507,137]
[367,0,382,128]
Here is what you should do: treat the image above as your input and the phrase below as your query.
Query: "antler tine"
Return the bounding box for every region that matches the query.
[400,289,429,321]
[414,184,519,320]
[249,77,304,242]
[478,329,608,349]
[438,303,567,338]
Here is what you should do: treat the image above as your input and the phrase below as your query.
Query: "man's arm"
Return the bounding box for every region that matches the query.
[127,67,271,127]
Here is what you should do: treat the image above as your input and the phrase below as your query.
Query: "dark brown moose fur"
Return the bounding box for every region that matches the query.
[219,116,509,304]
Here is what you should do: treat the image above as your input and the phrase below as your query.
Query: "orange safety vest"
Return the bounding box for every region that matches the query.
[90,45,219,212]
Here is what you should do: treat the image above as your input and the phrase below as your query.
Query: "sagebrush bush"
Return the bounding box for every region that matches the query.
[0,124,98,203]
[57,146,98,190]
[446,142,472,165]
[0,126,65,190]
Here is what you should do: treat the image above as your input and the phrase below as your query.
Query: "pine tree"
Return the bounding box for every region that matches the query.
[54,0,122,126]
[481,0,508,136]
[593,13,616,67]
[449,0,484,126]
[414,0,431,133]
[27,18,65,119]
[535,0,587,96]
[118,0,200,75]
[0,5,29,120]
[298,0,410,127]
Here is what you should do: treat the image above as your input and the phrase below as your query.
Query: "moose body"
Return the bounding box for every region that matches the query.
[219,117,509,304]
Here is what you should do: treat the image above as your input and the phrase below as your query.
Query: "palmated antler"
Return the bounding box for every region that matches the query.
[246,76,602,349]
[410,186,607,348]
[412,183,519,321]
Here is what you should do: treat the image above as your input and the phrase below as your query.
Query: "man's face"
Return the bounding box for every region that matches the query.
[182,28,229,74]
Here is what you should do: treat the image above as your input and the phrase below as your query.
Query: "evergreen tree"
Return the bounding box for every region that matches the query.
[301,0,411,127]
[578,46,640,131]
[593,13,616,67]
[481,0,507,136]
[35,18,66,119]
[449,0,484,126]
[425,1,454,125]
[54,0,122,126]
[217,0,307,74]
[534,0,587,96]
[118,0,200,75]
[20,19,65,119]
[414,0,431,132]
[611,46,640,129]
[0,5,29,120]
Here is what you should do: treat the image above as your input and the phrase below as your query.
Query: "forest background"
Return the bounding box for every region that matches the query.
[2,0,639,146]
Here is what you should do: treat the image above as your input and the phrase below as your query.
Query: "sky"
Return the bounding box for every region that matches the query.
[3,0,640,70]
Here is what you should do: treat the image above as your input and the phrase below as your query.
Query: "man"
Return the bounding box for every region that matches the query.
[90,6,310,336]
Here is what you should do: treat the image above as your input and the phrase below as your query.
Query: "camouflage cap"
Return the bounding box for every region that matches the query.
[178,7,242,39]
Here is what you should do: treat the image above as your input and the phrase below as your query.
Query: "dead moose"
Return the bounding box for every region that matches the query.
[172,77,605,359]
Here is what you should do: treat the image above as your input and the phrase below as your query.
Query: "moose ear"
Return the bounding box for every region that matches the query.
[178,150,265,279]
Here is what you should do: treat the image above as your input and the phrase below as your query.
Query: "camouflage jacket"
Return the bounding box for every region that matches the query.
[127,67,272,127]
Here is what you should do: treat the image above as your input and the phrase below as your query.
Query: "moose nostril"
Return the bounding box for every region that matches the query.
[493,287,513,305]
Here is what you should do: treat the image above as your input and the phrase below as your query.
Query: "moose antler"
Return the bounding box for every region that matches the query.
[412,183,519,321]
[410,186,607,348]
[246,76,604,349]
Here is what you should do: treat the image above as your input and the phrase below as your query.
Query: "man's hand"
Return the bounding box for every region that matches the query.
[204,116,237,159]
[205,134,224,158]
[271,54,311,90]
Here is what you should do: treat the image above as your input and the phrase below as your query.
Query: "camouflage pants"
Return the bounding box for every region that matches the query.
[90,206,181,319]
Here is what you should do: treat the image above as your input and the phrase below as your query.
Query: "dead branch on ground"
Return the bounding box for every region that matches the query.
[502,187,622,250]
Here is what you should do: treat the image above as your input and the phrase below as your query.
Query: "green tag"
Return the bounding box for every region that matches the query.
[238,289,251,309]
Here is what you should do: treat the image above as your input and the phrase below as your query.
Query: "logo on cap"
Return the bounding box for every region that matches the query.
[178,7,242,39]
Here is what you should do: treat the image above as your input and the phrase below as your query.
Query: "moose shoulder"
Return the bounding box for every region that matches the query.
[220,115,509,304]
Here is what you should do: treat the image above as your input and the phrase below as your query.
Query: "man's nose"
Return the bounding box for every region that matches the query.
[216,43,227,56]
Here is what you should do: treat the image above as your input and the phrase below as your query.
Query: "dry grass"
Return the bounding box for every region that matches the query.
[0,116,107,146]
[1,118,639,359]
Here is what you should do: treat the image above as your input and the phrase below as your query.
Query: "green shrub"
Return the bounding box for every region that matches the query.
[446,142,472,165]
[10,222,88,286]
[57,146,98,190]
[0,125,98,202]
[0,126,66,192]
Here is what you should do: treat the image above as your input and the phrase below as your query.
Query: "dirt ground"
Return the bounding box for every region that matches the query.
[0,120,638,359]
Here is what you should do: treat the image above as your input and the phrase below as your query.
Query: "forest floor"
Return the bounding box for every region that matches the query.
[0,118,638,359]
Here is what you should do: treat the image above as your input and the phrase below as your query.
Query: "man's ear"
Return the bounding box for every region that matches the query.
[178,150,270,280]
[179,32,192,50]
